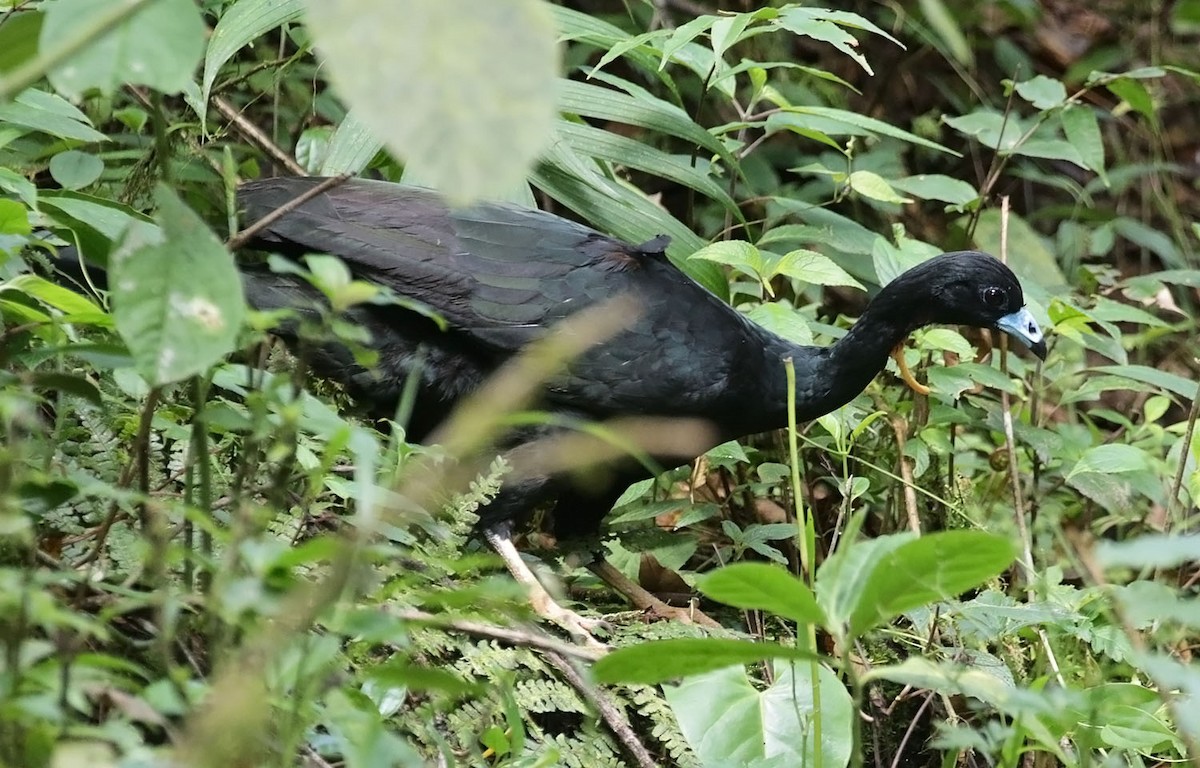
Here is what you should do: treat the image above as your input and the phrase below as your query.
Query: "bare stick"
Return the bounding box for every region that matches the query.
[226,174,351,251]
[1168,376,1200,528]
[543,651,657,768]
[390,608,605,662]
[212,95,307,177]
[998,198,1067,689]
[587,559,721,628]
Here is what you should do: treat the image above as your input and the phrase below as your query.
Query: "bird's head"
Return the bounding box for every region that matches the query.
[897,250,1047,360]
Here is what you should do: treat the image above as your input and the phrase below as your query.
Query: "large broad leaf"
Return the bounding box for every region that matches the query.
[817,530,1016,639]
[697,562,826,626]
[0,89,107,143]
[664,663,854,768]
[39,0,205,99]
[592,638,817,686]
[110,186,245,386]
[201,0,305,123]
[302,0,559,204]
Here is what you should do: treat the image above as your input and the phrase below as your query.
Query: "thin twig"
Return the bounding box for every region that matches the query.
[211,95,307,176]
[888,691,935,768]
[586,559,720,628]
[226,173,351,251]
[390,609,605,662]
[1167,375,1200,528]
[998,198,1068,689]
[543,651,657,768]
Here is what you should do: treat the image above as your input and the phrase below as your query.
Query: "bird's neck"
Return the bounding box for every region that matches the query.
[743,291,925,435]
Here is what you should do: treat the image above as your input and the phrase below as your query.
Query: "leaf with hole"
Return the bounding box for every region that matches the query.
[110,186,245,386]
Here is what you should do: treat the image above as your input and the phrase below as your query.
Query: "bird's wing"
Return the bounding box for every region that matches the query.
[238,177,655,352]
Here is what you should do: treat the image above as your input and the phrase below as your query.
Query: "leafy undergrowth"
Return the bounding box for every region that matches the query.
[1,1,1199,767]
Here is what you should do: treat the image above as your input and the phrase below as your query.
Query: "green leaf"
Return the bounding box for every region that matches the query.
[972,209,1067,292]
[779,106,959,155]
[697,563,826,626]
[592,638,818,685]
[1097,534,1200,570]
[745,302,814,346]
[1112,217,1183,267]
[1090,364,1197,399]
[774,7,901,76]
[919,328,976,358]
[690,240,762,280]
[1067,444,1150,478]
[943,109,1025,151]
[1107,77,1156,120]
[847,170,912,204]
[303,0,559,203]
[555,120,740,217]
[1131,653,1200,742]
[817,531,1016,639]
[1014,74,1067,109]
[40,0,205,99]
[664,663,854,768]
[0,199,30,235]
[48,150,104,190]
[0,10,44,75]
[772,249,864,289]
[864,657,1012,706]
[890,174,978,206]
[1060,105,1106,179]
[320,110,382,176]
[557,78,731,163]
[2,274,110,326]
[201,0,304,124]
[110,186,246,386]
[530,161,726,299]
[659,14,718,67]
[918,0,972,66]
[0,89,108,142]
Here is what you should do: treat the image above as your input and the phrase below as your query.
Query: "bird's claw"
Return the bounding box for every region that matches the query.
[891,343,932,396]
[537,600,611,651]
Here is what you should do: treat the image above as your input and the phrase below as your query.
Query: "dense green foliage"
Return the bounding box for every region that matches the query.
[1,0,1199,766]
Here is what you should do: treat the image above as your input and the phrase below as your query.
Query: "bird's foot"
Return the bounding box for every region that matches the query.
[890,343,932,395]
[529,590,611,650]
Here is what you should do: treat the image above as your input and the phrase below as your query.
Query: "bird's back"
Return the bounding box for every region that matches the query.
[238,178,769,431]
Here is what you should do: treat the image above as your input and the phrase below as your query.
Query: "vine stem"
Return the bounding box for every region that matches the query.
[785,357,825,768]
[1167,376,1200,528]
[0,0,162,100]
[998,198,1067,690]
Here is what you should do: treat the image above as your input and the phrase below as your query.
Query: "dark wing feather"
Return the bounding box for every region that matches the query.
[237,177,759,426]
[238,177,644,351]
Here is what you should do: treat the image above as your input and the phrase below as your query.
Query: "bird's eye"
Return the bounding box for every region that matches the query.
[982,286,1007,308]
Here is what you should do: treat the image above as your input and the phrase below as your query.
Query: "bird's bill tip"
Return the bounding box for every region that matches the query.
[995,307,1047,360]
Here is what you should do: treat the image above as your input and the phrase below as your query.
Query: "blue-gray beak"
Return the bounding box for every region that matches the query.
[995,307,1046,360]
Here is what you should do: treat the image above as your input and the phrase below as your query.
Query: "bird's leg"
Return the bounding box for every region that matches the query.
[483,523,609,650]
[585,558,721,628]
[890,342,931,395]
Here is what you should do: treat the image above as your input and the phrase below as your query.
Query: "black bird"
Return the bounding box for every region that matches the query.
[52,177,1047,642]
[228,177,1046,642]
